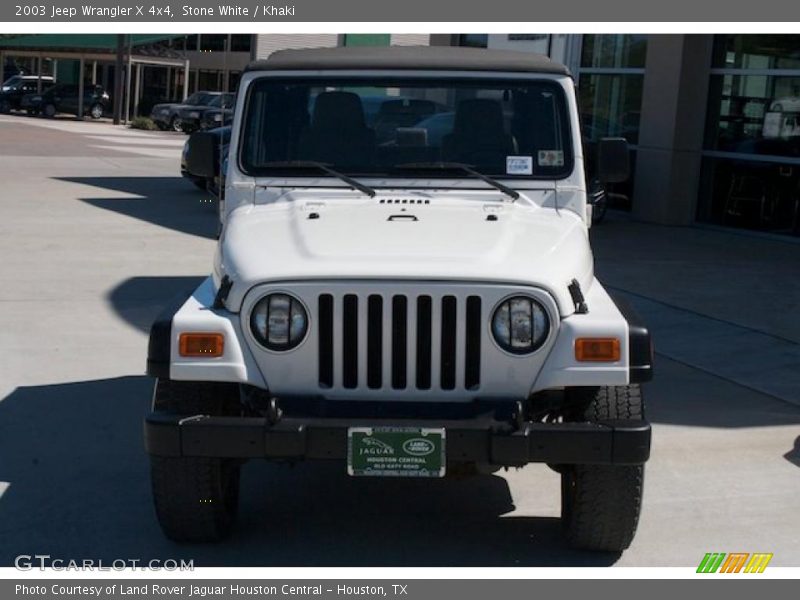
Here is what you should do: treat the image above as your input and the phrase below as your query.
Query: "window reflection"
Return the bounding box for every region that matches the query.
[700,158,800,235]
[579,74,642,144]
[706,74,800,158]
[580,35,648,69]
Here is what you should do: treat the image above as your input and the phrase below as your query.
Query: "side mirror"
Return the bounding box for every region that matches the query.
[597,137,630,183]
[185,131,217,178]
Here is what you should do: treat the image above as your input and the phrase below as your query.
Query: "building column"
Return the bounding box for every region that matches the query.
[632,35,714,225]
[124,57,132,122]
[183,59,189,100]
[133,63,141,118]
[77,57,85,119]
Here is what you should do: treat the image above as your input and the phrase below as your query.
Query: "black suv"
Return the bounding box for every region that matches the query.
[0,75,54,113]
[179,93,235,133]
[22,83,110,119]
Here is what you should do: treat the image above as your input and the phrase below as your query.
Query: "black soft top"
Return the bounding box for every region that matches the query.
[245,46,570,76]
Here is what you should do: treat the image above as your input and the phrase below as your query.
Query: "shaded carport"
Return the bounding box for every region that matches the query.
[0,34,189,121]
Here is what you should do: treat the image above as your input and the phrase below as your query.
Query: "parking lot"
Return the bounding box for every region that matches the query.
[0,115,798,567]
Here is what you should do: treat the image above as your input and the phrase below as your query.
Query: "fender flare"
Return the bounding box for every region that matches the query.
[146,290,193,379]
[608,292,654,383]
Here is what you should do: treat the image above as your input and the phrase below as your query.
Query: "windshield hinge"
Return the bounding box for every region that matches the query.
[568,279,589,314]
[213,275,233,310]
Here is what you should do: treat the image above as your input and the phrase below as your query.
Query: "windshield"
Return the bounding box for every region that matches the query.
[186,92,216,106]
[2,76,21,90]
[209,93,235,108]
[240,77,573,179]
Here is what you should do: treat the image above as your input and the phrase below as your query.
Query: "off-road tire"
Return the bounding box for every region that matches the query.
[560,385,645,552]
[149,379,242,542]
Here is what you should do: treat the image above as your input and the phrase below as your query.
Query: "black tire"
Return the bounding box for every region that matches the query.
[170,115,182,132]
[560,385,645,552]
[149,379,242,542]
[43,103,56,118]
[151,455,240,543]
[89,103,104,119]
[0,99,10,114]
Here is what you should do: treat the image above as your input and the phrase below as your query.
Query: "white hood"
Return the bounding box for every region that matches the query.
[217,191,593,316]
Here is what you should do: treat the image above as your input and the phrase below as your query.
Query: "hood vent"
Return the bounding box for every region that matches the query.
[378,198,430,205]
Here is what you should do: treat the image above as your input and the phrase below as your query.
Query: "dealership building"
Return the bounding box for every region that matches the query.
[2,33,798,238]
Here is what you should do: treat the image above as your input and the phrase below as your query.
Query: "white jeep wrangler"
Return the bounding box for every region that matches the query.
[145,46,653,552]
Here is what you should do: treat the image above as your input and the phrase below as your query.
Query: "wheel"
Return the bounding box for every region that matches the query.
[149,379,242,542]
[0,99,10,113]
[773,103,784,112]
[43,103,56,118]
[89,103,104,119]
[560,385,645,552]
[170,115,182,132]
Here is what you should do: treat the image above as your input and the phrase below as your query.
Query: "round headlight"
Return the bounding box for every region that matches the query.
[491,296,549,354]
[250,294,308,351]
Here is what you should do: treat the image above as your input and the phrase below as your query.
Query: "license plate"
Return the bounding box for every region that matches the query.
[347,427,446,478]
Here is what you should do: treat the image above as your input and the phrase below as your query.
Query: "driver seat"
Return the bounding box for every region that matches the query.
[298,91,375,166]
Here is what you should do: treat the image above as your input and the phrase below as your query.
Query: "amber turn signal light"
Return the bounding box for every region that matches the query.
[179,333,224,357]
[575,338,620,362]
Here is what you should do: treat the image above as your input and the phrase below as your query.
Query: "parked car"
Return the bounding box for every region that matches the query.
[150,91,224,132]
[21,83,109,118]
[769,97,800,113]
[200,100,236,130]
[0,75,54,113]
[147,46,651,552]
[181,125,231,192]
[180,93,235,134]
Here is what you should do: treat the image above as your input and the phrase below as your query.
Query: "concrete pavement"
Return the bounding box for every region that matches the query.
[0,115,798,567]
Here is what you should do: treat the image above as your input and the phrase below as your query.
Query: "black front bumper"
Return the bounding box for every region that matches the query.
[144,412,651,466]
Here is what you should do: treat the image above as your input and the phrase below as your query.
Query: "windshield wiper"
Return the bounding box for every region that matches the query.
[393,162,520,200]
[259,160,376,198]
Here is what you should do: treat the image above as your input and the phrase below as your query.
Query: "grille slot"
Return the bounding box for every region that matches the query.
[318,294,334,388]
[367,295,383,389]
[342,295,358,389]
[440,296,457,390]
[465,296,482,390]
[317,292,482,392]
[416,296,433,390]
[391,295,408,389]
